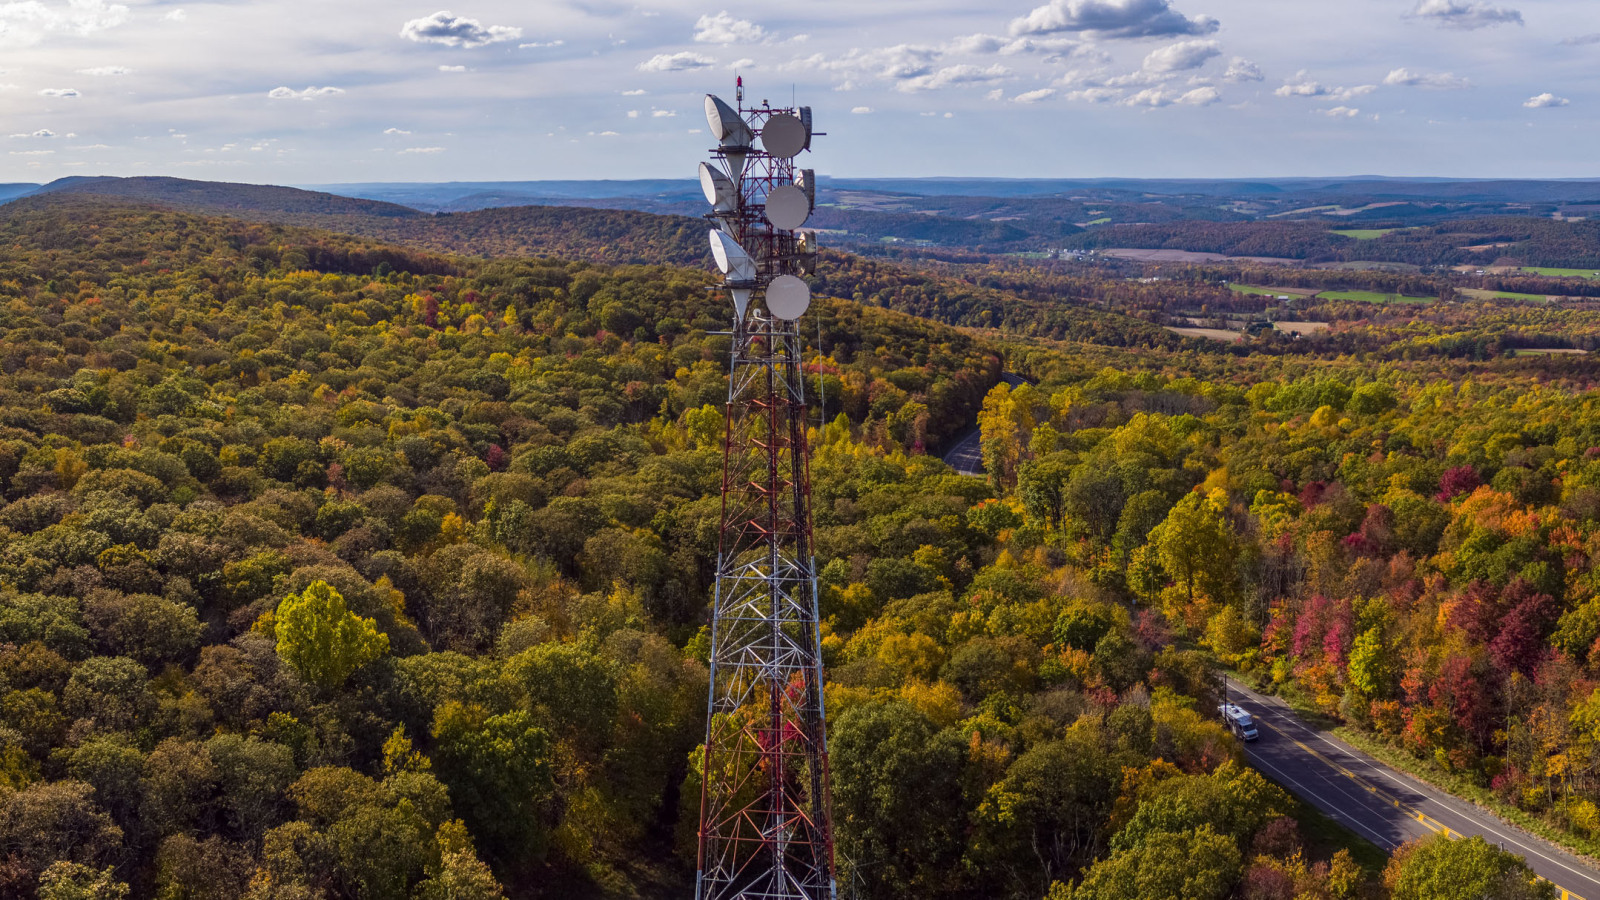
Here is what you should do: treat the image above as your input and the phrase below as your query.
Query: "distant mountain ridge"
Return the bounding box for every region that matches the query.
[30,175,424,218]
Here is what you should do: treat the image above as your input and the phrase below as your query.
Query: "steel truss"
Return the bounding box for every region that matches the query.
[695,89,836,900]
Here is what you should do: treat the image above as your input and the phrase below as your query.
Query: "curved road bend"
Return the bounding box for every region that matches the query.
[941,373,1032,476]
[1227,678,1600,900]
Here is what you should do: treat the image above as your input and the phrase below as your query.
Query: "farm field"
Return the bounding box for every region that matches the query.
[1167,325,1242,341]
[1228,283,1321,297]
[1522,266,1600,278]
[1274,320,1332,334]
[1456,288,1551,302]
[1317,289,1433,304]
[1332,228,1396,239]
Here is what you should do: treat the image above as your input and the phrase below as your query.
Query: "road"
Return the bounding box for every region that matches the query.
[1227,678,1600,900]
[941,373,1031,476]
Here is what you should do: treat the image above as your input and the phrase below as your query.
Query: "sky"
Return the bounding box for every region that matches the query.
[0,0,1597,183]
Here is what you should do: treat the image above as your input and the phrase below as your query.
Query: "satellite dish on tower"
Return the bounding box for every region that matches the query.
[705,94,752,147]
[765,184,811,231]
[709,229,757,282]
[700,162,737,213]
[795,169,817,211]
[766,274,811,320]
[760,113,808,159]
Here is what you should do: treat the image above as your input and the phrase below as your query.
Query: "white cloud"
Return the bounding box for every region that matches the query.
[948,33,1006,54]
[622,89,646,96]
[1321,106,1360,117]
[398,146,445,154]
[1409,0,1522,28]
[790,45,940,85]
[1065,87,1119,102]
[1274,71,1374,101]
[399,11,521,48]
[850,105,874,113]
[268,86,344,100]
[77,65,131,76]
[900,63,1009,92]
[1141,39,1219,74]
[163,9,185,22]
[0,0,129,47]
[693,11,765,44]
[1013,87,1057,102]
[626,109,639,118]
[1524,92,1569,108]
[1122,84,1219,106]
[38,87,79,97]
[1561,33,1600,45]
[728,57,754,69]
[383,127,412,135]
[1223,57,1262,83]
[637,51,716,72]
[651,109,675,117]
[1384,68,1469,88]
[438,65,466,72]
[10,149,54,156]
[1011,0,1219,39]
[518,39,563,48]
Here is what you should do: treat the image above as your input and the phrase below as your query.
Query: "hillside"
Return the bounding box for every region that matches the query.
[8,177,711,267]
[0,197,1039,898]
[35,176,424,219]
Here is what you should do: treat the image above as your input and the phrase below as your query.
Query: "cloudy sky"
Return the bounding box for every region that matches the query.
[0,0,1596,183]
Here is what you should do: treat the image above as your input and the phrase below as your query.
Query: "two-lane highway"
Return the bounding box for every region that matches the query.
[1227,678,1600,900]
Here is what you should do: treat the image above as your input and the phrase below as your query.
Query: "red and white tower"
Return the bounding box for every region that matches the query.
[694,81,836,900]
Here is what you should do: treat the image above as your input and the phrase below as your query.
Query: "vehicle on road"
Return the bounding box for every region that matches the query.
[1219,703,1259,741]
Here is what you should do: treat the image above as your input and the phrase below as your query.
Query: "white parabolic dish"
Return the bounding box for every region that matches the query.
[766,274,811,320]
[760,114,808,159]
[765,184,811,231]
[700,162,736,212]
[709,229,756,281]
[705,95,752,147]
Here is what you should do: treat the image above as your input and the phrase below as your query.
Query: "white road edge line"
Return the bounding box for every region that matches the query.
[1229,679,1600,891]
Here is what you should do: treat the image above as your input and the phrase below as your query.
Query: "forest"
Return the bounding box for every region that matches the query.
[0,190,1585,900]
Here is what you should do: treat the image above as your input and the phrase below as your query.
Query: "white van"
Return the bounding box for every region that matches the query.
[1219,703,1259,741]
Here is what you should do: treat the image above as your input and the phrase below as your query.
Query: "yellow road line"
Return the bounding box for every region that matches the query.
[1250,715,1586,900]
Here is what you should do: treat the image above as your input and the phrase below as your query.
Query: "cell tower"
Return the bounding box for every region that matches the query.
[694,80,836,900]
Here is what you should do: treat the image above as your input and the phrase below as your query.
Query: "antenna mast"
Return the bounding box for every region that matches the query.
[694,83,834,900]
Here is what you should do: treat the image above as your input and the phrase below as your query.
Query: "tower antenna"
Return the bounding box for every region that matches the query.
[694,80,833,900]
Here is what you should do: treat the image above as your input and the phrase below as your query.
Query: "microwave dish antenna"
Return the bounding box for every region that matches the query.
[759,112,808,158]
[765,273,811,319]
[699,162,737,213]
[764,183,811,231]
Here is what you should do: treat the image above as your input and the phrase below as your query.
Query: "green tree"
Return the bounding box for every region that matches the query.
[430,703,555,865]
[1347,627,1396,698]
[831,701,969,900]
[1068,826,1241,900]
[272,581,389,690]
[1149,490,1238,604]
[1384,834,1555,900]
[38,862,130,900]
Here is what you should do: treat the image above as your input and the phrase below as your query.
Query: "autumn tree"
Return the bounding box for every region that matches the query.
[272,581,389,690]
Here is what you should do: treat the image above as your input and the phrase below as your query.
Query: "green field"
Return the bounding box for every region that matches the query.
[1332,229,1396,240]
[1522,266,1600,279]
[1084,217,1112,226]
[1228,284,1288,297]
[1318,290,1433,304]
